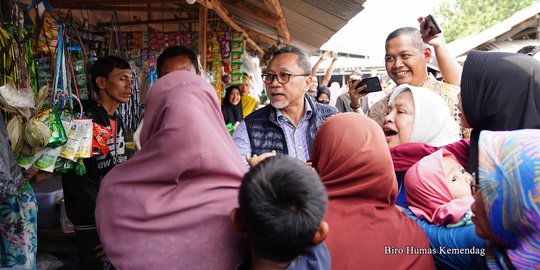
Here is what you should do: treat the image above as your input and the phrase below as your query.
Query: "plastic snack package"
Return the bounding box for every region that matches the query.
[92,122,112,156]
[75,119,93,159]
[34,147,62,172]
[36,108,68,148]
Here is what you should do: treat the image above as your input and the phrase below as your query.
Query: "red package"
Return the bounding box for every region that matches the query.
[92,123,112,156]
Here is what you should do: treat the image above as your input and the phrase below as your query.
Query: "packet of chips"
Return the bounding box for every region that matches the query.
[92,122,112,156]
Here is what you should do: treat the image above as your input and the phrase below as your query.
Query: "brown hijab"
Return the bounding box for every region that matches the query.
[311,113,435,270]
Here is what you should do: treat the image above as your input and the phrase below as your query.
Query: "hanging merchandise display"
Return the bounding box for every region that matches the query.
[1,0,251,178]
[230,32,245,86]
[118,62,141,132]
[35,12,58,90]
[103,12,142,133]
[208,32,224,98]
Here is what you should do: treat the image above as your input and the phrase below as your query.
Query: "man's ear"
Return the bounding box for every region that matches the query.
[423,47,432,63]
[229,208,245,233]
[311,220,329,244]
[304,75,313,91]
[95,76,107,90]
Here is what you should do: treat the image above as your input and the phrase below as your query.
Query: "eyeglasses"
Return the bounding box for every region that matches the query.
[470,172,480,194]
[262,72,309,84]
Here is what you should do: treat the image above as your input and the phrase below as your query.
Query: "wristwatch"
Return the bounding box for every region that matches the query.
[350,102,361,110]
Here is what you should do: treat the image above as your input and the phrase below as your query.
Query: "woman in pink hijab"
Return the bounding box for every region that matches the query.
[96,71,247,269]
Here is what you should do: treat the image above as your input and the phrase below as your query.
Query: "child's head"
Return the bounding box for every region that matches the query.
[441,152,473,199]
[231,155,328,263]
[405,149,474,225]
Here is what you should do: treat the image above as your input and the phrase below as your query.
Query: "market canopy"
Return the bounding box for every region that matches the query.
[42,0,366,56]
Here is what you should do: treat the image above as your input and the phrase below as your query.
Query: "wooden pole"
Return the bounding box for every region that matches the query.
[198,2,208,66]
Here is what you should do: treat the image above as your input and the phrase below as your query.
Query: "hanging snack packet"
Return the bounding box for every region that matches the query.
[54,157,75,173]
[16,148,48,170]
[74,158,86,175]
[34,147,62,173]
[60,119,92,160]
[36,108,68,148]
[75,119,93,158]
[92,123,112,156]
[59,120,78,161]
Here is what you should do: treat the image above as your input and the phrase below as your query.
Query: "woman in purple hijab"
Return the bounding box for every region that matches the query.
[96,71,247,269]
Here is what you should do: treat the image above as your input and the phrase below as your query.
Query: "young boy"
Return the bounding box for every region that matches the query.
[230,155,330,270]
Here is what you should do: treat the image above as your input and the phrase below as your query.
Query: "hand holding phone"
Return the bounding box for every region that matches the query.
[352,76,382,94]
[422,15,442,36]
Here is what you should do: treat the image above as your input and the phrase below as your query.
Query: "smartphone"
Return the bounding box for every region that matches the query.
[423,15,442,36]
[353,76,382,94]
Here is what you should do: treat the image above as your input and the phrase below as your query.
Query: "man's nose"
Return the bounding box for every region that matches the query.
[393,57,403,67]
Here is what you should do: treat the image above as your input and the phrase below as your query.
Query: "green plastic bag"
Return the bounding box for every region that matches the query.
[36,108,68,147]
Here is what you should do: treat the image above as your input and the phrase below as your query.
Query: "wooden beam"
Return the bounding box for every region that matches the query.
[244,27,276,45]
[196,0,264,56]
[198,4,208,65]
[53,4,195,13]
[263,0,290,44]
[96,17,219,27]
[52,0,187,4]
[222,0,279,26]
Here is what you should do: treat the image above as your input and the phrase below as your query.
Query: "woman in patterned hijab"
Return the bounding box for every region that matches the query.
[472,129,540,269]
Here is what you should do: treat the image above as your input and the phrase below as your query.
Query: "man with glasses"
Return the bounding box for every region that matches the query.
[232,45,339,166]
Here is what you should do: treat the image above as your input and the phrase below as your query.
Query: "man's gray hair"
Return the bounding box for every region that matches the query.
[271,45,312,75]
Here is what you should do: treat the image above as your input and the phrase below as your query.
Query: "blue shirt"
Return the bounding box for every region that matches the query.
[233,98,313,166]
[403,209,487,270]
[236,243,331,270]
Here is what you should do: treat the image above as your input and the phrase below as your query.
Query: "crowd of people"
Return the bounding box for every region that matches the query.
[1,15,540,270]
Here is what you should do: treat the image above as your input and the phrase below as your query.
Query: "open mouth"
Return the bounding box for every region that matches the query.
[383,128,398,143]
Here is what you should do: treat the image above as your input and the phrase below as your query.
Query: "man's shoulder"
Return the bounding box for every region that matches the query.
[313,102,339,116]
[423,76,460,94]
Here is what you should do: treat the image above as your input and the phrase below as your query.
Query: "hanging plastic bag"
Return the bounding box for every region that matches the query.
[24,118,51,148]
[0,84,35,119]
[35,108,68,148]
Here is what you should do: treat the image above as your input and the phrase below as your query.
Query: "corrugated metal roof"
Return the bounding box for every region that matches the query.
[222,0,366,54]
[44,0,366,55]
[484,40,540,52]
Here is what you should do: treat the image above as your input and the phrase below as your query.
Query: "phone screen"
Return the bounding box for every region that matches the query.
[354,77,382,94]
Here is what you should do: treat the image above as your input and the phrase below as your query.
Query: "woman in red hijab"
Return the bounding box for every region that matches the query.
[311,113,435,269]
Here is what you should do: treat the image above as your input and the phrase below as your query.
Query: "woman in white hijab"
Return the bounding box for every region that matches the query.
[382,84,461,148]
